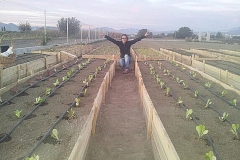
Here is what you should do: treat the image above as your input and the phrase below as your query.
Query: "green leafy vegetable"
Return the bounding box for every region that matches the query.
[14,110,22,118]
[186,109,193,119]
[53,79,59,86]
[51,129,59,141]
[219,112,229,122]
[196,124,208,139]
[205,151,216,160]
[205,99,212,108]
[230,124,239,139]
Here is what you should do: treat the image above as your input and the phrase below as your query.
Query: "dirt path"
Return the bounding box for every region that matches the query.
[85,64,154,160]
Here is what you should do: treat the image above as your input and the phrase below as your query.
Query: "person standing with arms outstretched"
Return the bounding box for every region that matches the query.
[102,31,149,74]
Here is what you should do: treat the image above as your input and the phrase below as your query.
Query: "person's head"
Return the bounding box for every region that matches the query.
[121,34,128,44]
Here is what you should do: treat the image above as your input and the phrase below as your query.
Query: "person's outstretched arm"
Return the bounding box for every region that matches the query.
[104,35,119,45]
[130,31,149,44]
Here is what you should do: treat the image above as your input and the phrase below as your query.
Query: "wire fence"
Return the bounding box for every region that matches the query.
[0,0,122,52]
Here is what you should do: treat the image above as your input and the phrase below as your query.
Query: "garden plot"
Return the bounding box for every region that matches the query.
[138,60,240,160]
[0,58,112,160]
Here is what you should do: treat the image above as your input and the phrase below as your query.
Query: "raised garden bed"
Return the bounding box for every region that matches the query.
[0,57,112,160]
[138,59,240,160]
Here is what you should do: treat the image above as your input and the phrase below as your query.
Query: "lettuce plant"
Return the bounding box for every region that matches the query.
[221,90,227,97]
[83,88,88,96]
[46,87,51,95]
[51,129,59,141]
[166,70,171,76]
[71,67,75,73]
[156,77,161,84]
[160,81,165,89]
[196,124,208,139]
[205,151,216,160]
[229,99,237,106]
[230,124,239,140]
[205,82,211,88]
[219,112,229,122]
[194,90,199,98]
[34,96,44,105]
[205,99,212,108]
[183,81,188,89]
[181,65,185,71]
[186,109,193,119]
[88,74,93,81]
[166,87,170,96]
[67,108,75,119]
[78,64,83,70]
[75,98,80,106]
[14,110,22,118]
[177,96,183,105]
[67,70,72,78]
[53,79,59,86]
[62,76,68,82]
[172,75,175,80]
[26,154,40,160]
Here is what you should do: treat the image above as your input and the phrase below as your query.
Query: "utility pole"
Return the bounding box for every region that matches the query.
[67,18,69,44]
[44,10,47,44]
[80,21,82,44]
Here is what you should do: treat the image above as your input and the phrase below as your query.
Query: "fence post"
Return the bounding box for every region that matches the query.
[0,68,3,88]
[17,64,21,80]
[219,69,221,81]
[147,105,153,140]
[203,60,206,73]
[225,70,229,84]
[44,56,47,69]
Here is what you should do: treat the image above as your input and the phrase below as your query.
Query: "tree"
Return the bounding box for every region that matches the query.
[216,32,224,39]
[19,22,31,32]
[57,17,80,36]
[175,27,193,39]
[137,29,148,37]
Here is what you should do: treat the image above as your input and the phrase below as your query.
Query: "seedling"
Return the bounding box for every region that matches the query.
[67,70,72,78]
[51,129,60,141]
[166,87,170,96]
[26,154,40,160]
[46,87,51,95]
[156,77,161,84]
[71,67,75,73]
[78,64,83,70]
[186,109,193,119]
[192,73,197,78]
[205,99,212,108]
[14,110,22,118]
[176,77,180,83]
[144,61,148,65]
[196,124,208,139]
[194,90,199,98]
[67,108,75,119]
[219,112,229,122]
[177,96,183,105]
[205,151,216,160]
[163,69,167,74]
[172,75,175,80]
[230,124,239,140]
[229,99,237,106]
[53,79,59,86]
[166,70,171,75]
[221,90,227,97]
[183,81,188,89]
[62,76,68,82]
[160,81,165,89]
[205,82,211,88]
[75,98,81,106]
[83,88,88,96]
[34,96,44,105]
[181,65,185,71]
[88,74,93,81]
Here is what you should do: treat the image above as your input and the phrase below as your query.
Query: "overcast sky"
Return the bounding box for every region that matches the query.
[0,0,240,32]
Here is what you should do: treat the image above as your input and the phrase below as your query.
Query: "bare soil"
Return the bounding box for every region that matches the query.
[86,63,154,160]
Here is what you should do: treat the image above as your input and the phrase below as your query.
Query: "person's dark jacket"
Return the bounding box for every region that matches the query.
[104,35,146,58]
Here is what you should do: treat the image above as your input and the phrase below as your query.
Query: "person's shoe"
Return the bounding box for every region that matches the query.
[123,68,129,74]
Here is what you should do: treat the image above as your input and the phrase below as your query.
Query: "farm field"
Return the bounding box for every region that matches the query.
[0,40,240,160]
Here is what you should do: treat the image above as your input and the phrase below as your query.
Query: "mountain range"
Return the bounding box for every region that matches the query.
[1,22,240,35]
